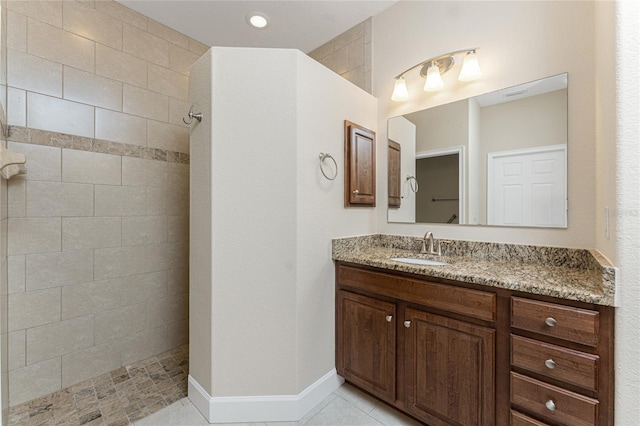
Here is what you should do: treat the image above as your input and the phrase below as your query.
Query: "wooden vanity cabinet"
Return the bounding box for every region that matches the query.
[335,262,615,426]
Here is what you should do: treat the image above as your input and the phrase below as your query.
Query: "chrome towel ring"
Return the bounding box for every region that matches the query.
[319,152,338,181]
[406,175,419,193]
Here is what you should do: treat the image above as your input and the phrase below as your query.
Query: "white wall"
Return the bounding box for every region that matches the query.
[387,116,416,222]
[190,47,377,419]
[374,1,597,247]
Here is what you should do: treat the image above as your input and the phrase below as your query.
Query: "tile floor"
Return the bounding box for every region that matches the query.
[8,345,189,426]
[136,383,422,426]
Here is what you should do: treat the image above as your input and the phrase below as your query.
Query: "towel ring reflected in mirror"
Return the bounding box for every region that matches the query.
[319,152,338,181]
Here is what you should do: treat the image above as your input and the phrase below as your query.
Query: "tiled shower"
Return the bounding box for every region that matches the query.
[0,0,206,416]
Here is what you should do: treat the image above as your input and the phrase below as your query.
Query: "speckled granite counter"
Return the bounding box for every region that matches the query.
[332,234,617,306]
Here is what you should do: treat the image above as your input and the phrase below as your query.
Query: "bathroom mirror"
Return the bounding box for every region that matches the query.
[387,73,568,228]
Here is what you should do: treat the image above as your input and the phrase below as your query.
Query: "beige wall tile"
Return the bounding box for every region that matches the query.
[334,21,365,50]
[95,0,147,30]
[148,63,189,101]
[7,0,62,27]
[189,38,208,56]
[121,157,167,187]
[61,278,122,320]
[8,255,26,294]
[147,120,188,153]
[147,19,189,49]
[167,319,188,348]
[147,186,188,217]
[122,216,167,246]
[9,330,26,371]
[168,162,189,191]
[62,149,122,185]
[95,108,147,146]
[94,244,166,280]
[120,270,167,307]
[147,293,188,328]
[61,341,121,388]
[167,215,188,243]
[341,66,365,91]
[95,44,147,88]
[27,18,95,72]
[62,217,121,251]
[8,217,61,255]
[8,49,62,97]
[167,267,187,296]
[7,142,61,181]
[9,357,61,406]
[94,303,146,344]
[169,44,200,76]
[25,250,94,291]
[63,66,123,111]
[320,46,348,75]
[123,24,169,67]
[63,0,122,49]
[26,181,94,217]
[7,11,27,51]
[168,98,191,127]
[347,38,365,70]
[27,92,95,138]
[94,185,146,217]
[9,287,61,332]
[26,316,94,364]
[120,326,168,365]
[123,84,169,121]
[7,180,25,218]
[165,241,188,270]
[8,87,26,127]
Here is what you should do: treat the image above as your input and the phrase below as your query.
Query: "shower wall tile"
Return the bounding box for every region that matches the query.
[94,0,147,31]
[7,0,63,28]
[120,326,168,365]
[27,92,95,138]
[95,43,147,88]
[62,0,122,50]
[147,119,188,153]
[168,97,191,127]
[167,215,188,243]
[167,319,189,348]
[26,181,94,217]
[8,217,61,255]
[95,107,147,146]
[7,142,61,182]
[122,216,167,246]
[122,156,167,187]
[94,185,147,216]
[7,48,62,97]
[167,267,188,296]
[63,66,123,111]
[146,19,189,50]
[27,18,95,72]
[147,293,188,328]
[62,149,121,185]
[7,87,26,127]
[123,24,169,67]
[169,44,200,76]
[8,255,25,294]
[25,250,94,291]
[9,357,61,406]
[61,278,123,320]
[61,340,121,388]
[62,217,121,251]
[147,186,188,216]
[8,288,61,332]
[94,304,147,344]
[94,244,166,280]
[8,330,25,371]
[26,316,94,364]
[120,270,167,306]
[148,63,189,101]
[123,84,169,122]
[7,10,27,51]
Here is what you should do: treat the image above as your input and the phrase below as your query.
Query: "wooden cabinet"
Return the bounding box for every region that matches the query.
[335,262,614,426]
[344,121,376,206]
[388,139,401,207]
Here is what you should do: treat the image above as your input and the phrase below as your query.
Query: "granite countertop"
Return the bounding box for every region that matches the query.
[332,235,617,306]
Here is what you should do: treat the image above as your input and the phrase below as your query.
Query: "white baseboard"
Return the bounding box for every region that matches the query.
[188,369,344,423]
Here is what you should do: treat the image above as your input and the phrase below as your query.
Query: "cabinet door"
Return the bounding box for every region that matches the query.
[344,121,376,206]
[388,139,401,207]
[336,290,395,402]
[404,308,495,426]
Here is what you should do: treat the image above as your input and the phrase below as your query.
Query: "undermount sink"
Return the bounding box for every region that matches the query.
[391,257,449,266]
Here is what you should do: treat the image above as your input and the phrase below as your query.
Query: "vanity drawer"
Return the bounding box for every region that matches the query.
[511,410,551,426]
[511,335,598,391]
[511,297,599,346]
[511,372,598,426]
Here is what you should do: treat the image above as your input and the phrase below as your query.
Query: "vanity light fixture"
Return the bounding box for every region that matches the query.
[391,48,482,101]
[246,12,270,29]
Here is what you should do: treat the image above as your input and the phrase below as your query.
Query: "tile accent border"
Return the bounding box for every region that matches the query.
[188,369,344,423]
[7,126,190,164]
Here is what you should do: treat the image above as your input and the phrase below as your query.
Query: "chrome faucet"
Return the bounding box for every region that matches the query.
[420,231,441,255]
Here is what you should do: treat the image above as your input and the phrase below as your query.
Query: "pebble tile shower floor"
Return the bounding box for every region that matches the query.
[8,345,189,426]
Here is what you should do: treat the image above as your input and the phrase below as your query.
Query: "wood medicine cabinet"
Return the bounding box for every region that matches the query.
[344,121,376,207]
[388,140,401,207]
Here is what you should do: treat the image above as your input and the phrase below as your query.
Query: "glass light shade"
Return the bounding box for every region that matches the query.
[458,51,481,81]
[423,63,444,92]
[391,77,409,101]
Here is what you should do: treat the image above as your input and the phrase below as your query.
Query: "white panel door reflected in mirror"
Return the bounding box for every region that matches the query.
[387,73,568,228]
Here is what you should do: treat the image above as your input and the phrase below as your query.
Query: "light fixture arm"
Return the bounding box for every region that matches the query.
[393,47,479,79]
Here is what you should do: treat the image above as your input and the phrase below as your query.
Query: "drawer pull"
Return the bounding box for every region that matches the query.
[544,358,557,369]
[404,320,411,328]
[545,317,557,327]
[386,315,393,322]
[545,400,556,411]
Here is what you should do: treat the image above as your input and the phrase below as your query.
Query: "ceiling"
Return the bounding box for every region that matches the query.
[117,1,396,54]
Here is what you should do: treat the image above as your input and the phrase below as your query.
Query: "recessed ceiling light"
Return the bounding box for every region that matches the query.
[247,12,269,29]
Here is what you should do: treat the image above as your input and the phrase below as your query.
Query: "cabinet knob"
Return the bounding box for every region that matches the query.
[353,190,359,195]
[545,359,557,370]
[386,315,393,323]
[545,317,557,327]
[404,320,411,328]
[545,400,556,411]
